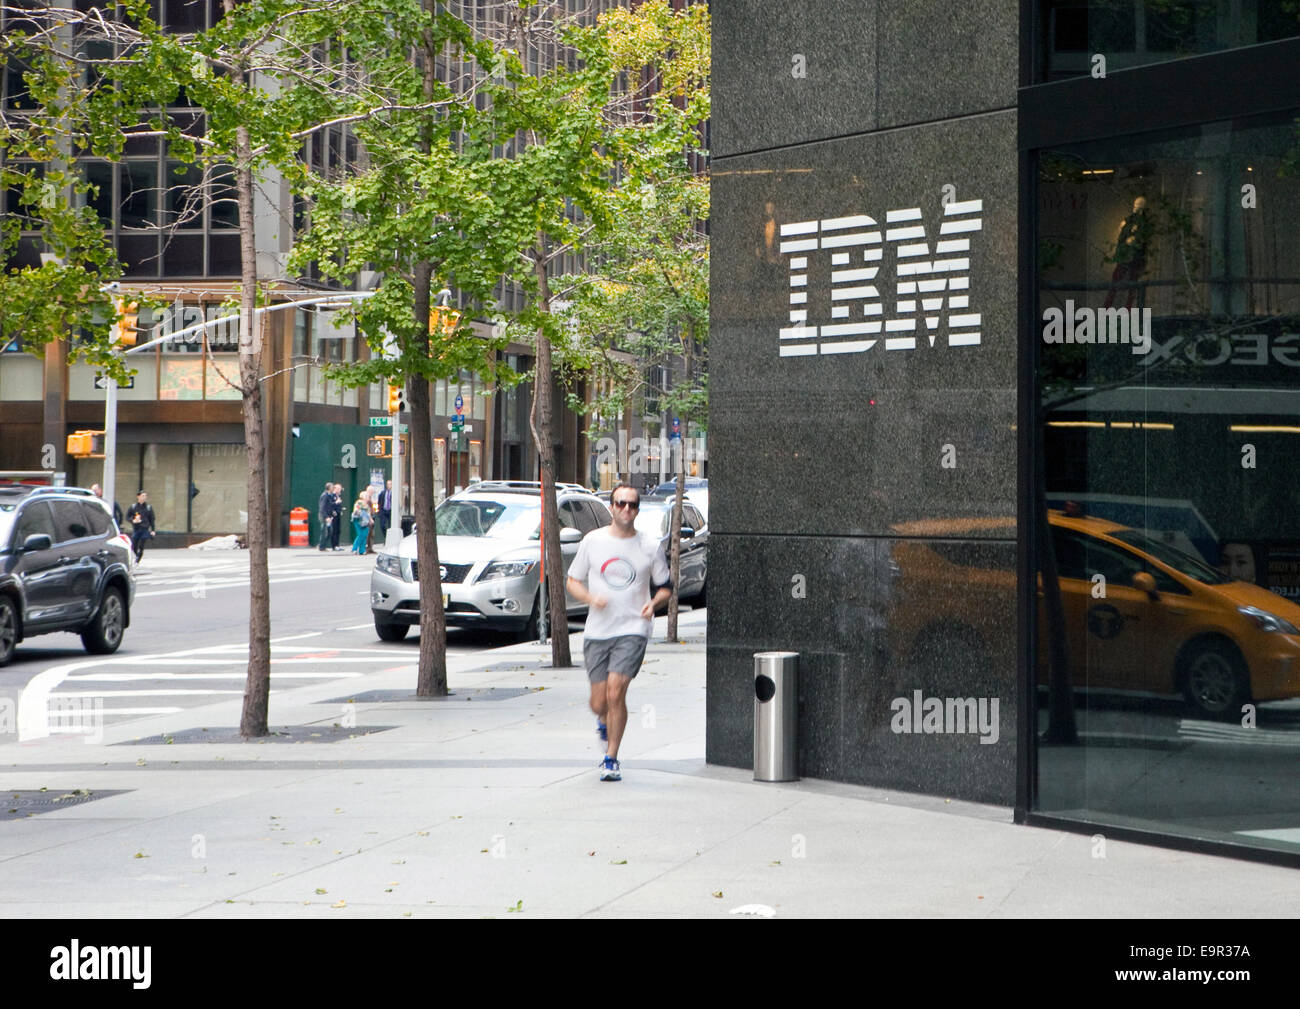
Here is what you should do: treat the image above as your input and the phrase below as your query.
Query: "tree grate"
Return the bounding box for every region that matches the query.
[3,789,131,819]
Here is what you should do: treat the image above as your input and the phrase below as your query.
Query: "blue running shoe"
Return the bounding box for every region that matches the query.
[596,719,608,743]
[600,756,621,782]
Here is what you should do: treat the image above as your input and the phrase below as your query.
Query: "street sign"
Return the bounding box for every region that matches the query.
[93,375,135,390]
[454,393,464,411]
[369,416,391,427]
[447,420,471,433]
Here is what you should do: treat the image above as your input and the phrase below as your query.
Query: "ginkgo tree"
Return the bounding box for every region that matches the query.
[1,0,487,727]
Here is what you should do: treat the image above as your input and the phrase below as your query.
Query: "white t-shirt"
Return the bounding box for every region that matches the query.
[569,526,670,640]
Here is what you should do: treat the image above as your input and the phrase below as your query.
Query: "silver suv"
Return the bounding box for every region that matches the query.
[369,481,611,641]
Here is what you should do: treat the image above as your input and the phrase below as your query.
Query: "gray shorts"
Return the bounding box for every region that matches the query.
[584,634,649,684]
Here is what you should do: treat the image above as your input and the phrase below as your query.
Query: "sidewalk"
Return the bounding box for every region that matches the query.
[1,609,1297,918]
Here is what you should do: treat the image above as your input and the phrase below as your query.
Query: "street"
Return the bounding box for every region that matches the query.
[0,548,535,745]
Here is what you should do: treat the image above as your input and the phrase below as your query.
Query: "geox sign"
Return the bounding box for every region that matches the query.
[777,197,983,358]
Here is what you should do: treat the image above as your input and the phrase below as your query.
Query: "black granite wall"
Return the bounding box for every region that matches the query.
[708,1,1021,804]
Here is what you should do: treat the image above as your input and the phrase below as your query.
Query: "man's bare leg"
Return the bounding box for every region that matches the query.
[605,672,631,759]
[589,680,608,720]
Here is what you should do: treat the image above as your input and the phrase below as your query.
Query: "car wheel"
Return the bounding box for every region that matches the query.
[0,595,17,666]
[694,577,706,608]
[374,616,409,642]
[1181,639,1250,720]
[81,586,126,655]
[517,592,541,643]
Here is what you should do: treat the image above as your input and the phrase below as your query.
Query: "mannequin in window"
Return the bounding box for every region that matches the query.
[1104,196,1153,310]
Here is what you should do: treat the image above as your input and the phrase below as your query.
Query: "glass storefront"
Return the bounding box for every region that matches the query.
[76,442,247,534]
[1033,110,1300,856]
[1038,1,1300,81]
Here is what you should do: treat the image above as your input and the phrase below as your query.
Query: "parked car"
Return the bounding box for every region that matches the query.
[0,485,136,665]
[651,477,708,522]
[635,495,708,605]
[370,481,611,641]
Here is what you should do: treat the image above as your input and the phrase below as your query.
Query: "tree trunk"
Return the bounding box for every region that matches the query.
[409,314,448,696]
[528,238,572,668]
[413,1,448,696]
[232,116,271,738]
[667,430,685,641]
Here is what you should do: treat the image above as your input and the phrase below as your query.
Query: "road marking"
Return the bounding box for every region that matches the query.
[135,571,369,599]
[51,689,248,697]
[51,706,184,718]
[17,641,239,741]
[337,622,378,630]
[68,672,363,681]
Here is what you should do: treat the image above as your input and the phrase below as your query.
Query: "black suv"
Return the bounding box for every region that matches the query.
[0,486,135,665]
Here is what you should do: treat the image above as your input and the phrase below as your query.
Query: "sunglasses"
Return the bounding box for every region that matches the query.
[611,498,639,510]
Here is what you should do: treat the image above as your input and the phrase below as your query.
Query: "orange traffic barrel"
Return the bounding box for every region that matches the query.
[289,506,309,547]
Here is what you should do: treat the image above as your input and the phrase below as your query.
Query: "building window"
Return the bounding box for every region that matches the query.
[1033,109,1300,857]
[1038,1,1300,82]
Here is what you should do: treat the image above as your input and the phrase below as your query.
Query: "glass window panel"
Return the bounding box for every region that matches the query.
[84,161,114,225]
[209,167,238,228]
[165,0,206,33]
[205,352,241,400]
[164,161,205,229]
[162,234,205,275]
[1039,1,1300,82]
[140,443,189,532]
[0,354,43,401]
[208,233,239,275]
[190,443,247,533]
[118,234,159,277]
[159,355,205,400]
[1033,110,1300,857]
[119,161,158,228]
[293,310,310,402]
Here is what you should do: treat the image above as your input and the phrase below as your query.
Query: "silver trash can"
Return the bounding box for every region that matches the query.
[754,651,798,782]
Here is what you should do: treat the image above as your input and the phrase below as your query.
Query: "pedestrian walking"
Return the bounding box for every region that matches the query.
[91,483,123,527]
[124,490,156,562]
[350,493,373,554]
[377,479,393,539]
[331,484,345,549]
[317,481,334,551]
[565,483,671,782]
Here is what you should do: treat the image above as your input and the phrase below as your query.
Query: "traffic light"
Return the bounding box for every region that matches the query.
[387,384,404,413]
[429,305,461,337]
[114,298,140,348]
[67,430,106,458]
[367,436,392,458]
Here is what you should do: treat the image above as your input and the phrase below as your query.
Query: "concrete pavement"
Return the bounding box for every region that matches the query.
[1,605,1298,918]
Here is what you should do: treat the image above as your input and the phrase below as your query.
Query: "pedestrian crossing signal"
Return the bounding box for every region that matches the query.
[367,436,392,458]
[67,430,106,458]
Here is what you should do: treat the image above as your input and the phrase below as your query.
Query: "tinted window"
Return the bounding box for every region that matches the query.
[557,499,583,531]
[684,505,704,530]
[590,500,612,527]
[80,501,112,537]
[50,500,92,542]
[13,500,57,547]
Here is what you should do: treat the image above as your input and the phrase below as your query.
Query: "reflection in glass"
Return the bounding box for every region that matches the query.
[1039,1,1300,81]
[1034,111,1300,854]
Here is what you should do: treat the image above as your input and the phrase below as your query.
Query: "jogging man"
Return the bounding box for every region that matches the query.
[566,483,671,781]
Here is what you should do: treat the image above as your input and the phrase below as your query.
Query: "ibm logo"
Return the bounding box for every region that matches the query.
[777,198,983,358]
